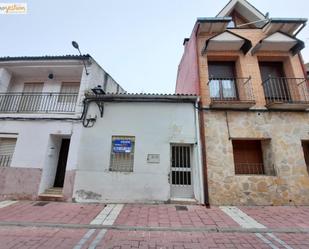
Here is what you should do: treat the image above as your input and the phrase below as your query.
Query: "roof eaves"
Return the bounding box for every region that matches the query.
[0,54,91,62]
[197,17,232,23]
[85,93,198,103]
[269,18,307,23]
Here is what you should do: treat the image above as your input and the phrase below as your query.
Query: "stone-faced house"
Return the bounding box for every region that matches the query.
[176,0,309,205]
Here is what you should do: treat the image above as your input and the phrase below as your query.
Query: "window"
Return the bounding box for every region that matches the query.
[19,83,44,111]
[259,62,291,102]
[208,61,238,100]
[232,140,265,175]
[301,141,309,174]
[58,82,80,103]
[0,138,17,167]
[109,136,135,172]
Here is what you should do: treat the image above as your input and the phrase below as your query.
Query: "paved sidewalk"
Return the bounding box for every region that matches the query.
[239,206,309,229]
[114,204,239,228]
[0,201,308,248]
[0,201,105,224]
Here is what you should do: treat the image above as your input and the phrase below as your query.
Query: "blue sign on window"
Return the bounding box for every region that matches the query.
[113,139,132,153]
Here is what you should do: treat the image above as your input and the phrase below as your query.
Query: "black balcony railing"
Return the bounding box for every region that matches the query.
[0,155,12,167]
[0,92,78,113]
[208,77,254,101]
[262,77,309,103]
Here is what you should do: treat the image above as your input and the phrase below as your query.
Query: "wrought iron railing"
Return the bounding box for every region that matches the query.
[0,92,78,113]
[208,77,254,101]
[262,77,309,103]
[0,155,12,167]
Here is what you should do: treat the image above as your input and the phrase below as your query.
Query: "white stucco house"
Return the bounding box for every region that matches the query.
[0,55,204,204]
[0,55,125,201]
[73,93,204,204]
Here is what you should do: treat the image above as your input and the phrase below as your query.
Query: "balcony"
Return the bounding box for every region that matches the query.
[208,77,255,109]
[262,78,309,110]
[0,92,78,113]
[0,155,12,167]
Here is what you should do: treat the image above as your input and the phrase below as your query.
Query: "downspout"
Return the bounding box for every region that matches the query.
[195,22,210,206]
[194,97,204,204]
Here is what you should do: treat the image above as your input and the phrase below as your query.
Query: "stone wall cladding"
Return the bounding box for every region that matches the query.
[0,167,42,200]
[205,110,309,205]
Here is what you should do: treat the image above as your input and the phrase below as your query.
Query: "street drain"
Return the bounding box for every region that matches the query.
[175,205,188,211]
[33,202,50,206]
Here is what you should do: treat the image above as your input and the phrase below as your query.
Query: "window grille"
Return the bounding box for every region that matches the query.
[0,138,17,167]
[171,145,192,185]
[109,136,135,172]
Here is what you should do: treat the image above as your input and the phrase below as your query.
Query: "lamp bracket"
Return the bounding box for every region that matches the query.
[96,101,104,117]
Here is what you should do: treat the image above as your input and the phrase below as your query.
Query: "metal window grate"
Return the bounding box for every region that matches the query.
[171,145,191,186]
[109,136,135,172]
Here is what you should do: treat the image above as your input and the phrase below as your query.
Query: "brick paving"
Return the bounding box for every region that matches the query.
[114,204,239,228]
[239,206,309,229]
[0,201,105,224]
[0,226,87,249]
[0,202,308,248]
[96,230,309,249]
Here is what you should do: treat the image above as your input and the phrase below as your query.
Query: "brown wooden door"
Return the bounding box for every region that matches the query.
[259,62,291,101]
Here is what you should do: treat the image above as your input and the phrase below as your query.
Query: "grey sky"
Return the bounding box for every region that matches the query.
[1,0,308,93]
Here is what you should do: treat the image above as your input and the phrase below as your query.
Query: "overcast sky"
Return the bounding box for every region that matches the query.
[1,0,308,93]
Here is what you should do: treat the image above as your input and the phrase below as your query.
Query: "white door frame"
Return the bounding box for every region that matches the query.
[170,144,194,199]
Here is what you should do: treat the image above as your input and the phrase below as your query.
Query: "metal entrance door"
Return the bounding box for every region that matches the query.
[170,145,194,199]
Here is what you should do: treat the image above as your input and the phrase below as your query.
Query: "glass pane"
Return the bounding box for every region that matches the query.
[222,80,236,99]
[209,80,220,98]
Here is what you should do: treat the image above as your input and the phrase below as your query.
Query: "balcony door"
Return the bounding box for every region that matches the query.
[259,62,291,102]
[208,61,237,100]
[19,83,43,112]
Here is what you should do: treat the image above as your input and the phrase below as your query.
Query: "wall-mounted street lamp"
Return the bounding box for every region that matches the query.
[72,41,89,75]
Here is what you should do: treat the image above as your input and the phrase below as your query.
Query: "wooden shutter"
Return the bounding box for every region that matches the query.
[0,138,17,167]
[23,83,43,93]
[60,82,80,94]
[232,140,264,174]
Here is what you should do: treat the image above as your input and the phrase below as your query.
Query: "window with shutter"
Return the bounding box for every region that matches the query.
[58,82,80,103]
[19,83,44,111]
[109,136,135,172]
[0,138,17,167]
[232,140,265,175]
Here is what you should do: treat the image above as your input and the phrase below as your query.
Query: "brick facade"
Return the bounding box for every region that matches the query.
[176,2,309,205]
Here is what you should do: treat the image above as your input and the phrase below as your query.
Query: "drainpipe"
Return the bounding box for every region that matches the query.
[198,102,210,207]
[194,98,205,204]
[194,22,210,207]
